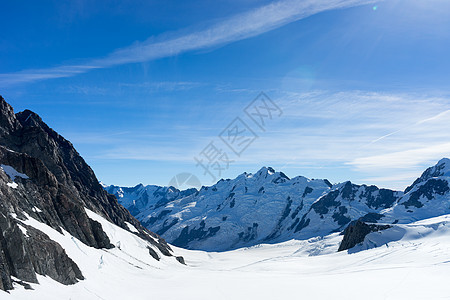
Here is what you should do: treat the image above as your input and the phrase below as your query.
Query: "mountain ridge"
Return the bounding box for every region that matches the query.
[106,159,450,251]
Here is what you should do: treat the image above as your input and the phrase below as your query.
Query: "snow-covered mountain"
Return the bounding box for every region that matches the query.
[0,96,183,292]
[106,159,450,251]
[379,158,450,223]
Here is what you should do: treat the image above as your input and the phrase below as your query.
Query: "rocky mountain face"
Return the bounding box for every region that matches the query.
[107,160,450,251]
[0,96,178,291]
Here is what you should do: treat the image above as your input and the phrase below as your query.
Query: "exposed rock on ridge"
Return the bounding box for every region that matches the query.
[338,220,391,252]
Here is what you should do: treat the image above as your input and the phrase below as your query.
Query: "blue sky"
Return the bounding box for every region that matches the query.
[1,0,450,190]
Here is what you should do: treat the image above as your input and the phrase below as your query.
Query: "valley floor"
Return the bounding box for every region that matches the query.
[3,213,450,300]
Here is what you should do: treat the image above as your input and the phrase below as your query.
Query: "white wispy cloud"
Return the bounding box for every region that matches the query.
[0,0,377,86]
[348,143,450,171]
[213,90,450,189]
[77,89,449,189]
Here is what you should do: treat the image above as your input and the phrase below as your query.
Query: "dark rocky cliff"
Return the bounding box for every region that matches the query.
[0,95,176,291]
[338,220,391,252]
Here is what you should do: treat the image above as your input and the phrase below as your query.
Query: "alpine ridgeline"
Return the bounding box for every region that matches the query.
[106,160,450,251]
[0,96,180,291]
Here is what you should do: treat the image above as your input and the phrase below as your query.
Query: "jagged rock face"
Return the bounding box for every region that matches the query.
[0,96,175,291]
[108,159,450,252]
[0,145,86,289]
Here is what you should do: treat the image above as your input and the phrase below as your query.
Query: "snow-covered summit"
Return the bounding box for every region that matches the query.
[105,167,334,251]
[232,166,290,185]
[432,157,450,177]
[379,158,450,224]
[405,158,450,193]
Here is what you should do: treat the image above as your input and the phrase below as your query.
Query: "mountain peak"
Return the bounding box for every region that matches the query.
[16,109,43,126]
[238,166,289,184]
[427,158,450,178]
[405,158,450,193]
[435,158,450,177]
[0,95,20,134]
[256,166,275,175]
[437,157,450,168]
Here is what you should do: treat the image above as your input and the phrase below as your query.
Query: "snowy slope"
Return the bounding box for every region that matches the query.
[5,213,450,300]
[1,208,184,299]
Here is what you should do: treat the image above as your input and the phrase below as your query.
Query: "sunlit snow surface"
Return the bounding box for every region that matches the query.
[5,212,450,300]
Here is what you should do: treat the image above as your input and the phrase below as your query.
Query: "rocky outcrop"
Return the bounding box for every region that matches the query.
[338,220,391,252]
[0,95,178,291]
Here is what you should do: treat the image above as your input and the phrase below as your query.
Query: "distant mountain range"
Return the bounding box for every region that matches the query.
[105,159,450,251]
